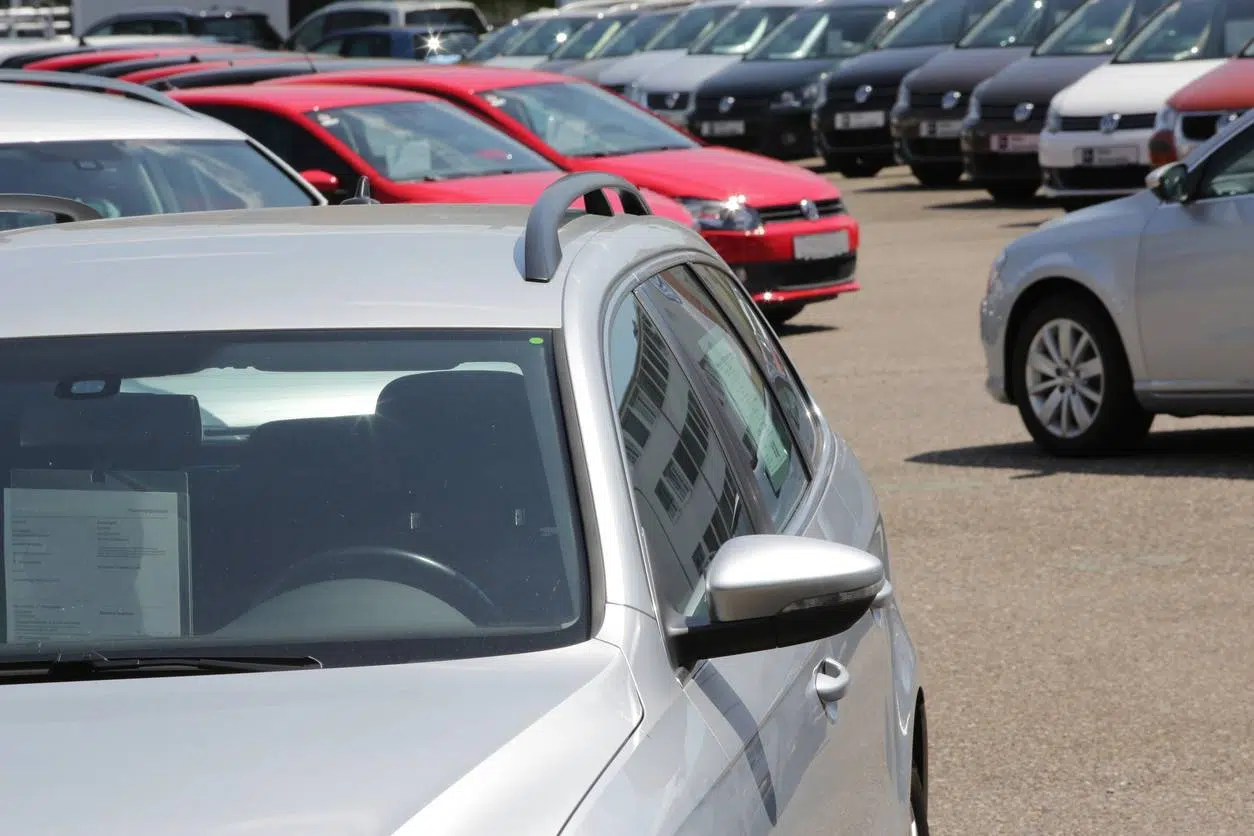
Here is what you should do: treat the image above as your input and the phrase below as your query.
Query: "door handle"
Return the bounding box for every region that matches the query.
[871,579,893,609]
[814,657,850,705]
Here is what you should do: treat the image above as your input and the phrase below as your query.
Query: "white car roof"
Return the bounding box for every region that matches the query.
[0,84,247,144]
[0,197,715,339]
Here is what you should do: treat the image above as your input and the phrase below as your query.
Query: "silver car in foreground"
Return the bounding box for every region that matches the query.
[981,106,1254,456]
[0,174,926,835]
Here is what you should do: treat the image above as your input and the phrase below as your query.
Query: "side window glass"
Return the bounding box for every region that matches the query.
[311,36,345,54]
[1198,122,1254,199]
[607,293,753,619]
[289,15,327,49]
[690,262,820,460]
[641,267,810,529]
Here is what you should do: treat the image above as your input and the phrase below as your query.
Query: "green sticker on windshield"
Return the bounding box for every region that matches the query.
[529,337,545,345]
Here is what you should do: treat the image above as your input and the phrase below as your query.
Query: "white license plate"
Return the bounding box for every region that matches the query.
[793,230,850,261]
[655,110,688,126]
[989,132,1038,153]
[1075,145,1139,167]
[833,110,885,130]
[919,119,964,138]
[698,120,745,137]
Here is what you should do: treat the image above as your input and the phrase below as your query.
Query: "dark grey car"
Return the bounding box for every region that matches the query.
[960,0,1170,201]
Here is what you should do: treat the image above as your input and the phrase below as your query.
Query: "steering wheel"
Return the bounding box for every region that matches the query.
[251,546,503,625]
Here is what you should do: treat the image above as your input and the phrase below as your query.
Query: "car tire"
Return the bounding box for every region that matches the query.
[835,158,883,178]
[909,162,964,188]
[765,303,805,328]
[1057,197,1093,213]
[911,765,929,836]
[985,182,1038,203]
[1011,293,1152,456]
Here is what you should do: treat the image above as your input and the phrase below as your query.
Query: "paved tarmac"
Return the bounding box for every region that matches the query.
[784,165,1254,834]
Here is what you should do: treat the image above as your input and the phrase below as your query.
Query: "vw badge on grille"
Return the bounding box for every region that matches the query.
[941,90,962,110]
[718,96,735,114]
[1099,113,1121,134]
[854,84,872,104]
[1013,102,1034,123]
[800,199,819,221]
[665,92,680,109]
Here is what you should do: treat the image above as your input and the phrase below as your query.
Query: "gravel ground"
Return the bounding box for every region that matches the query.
[783,165,1254,834]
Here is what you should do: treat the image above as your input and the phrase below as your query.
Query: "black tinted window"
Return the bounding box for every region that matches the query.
[608,294,753,617]
[104,17,185,35]
[878,0,999,47]
[405,7,486,32]
[344,32,393,55]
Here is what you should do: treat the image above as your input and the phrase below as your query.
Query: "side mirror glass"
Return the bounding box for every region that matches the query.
[1146,161,1189,203]
[299,169,340,196]
[669,535,885,670]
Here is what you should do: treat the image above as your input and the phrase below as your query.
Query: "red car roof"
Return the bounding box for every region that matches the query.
[172,83,442,111]
[264,65,572,94]
[1167,57,1254,112]
[25,44,246,72]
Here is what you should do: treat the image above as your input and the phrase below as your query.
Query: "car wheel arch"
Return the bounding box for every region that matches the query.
[1002,277,1128,404]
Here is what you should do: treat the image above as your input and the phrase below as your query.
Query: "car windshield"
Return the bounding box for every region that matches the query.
[690,6,802,54]
[0,331,586,667]
[957,0,1085,48]
[190,14,280,46]
[648,4,734,49]
[482,81,698,156]
[466,20,535,59]
[877,0,998,47]
[1113,0,1254,61]
[0,139,314,230]
[413,29,480,59]
[308,100,553,181]
[552,13,639,59]
[503,15,595,55]
[1034,0,1169,55]
[599,10,681,56]
[747,5,895,59]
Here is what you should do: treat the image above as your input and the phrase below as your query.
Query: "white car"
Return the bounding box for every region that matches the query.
[626,0,817,126]
[1037,0,1254,205]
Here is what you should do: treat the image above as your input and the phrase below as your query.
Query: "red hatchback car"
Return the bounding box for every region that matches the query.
[170,83,697,223]
[263,66,860,325]
[22,44,251,73]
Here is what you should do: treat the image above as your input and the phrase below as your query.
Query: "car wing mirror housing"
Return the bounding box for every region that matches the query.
[1146,161,1189,203]
[300,169,340,196]
[669,535,885,671]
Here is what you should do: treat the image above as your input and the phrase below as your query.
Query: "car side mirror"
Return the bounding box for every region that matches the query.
[1146,161,1189,203]
[669,535,885,670]
[300,169,340,196]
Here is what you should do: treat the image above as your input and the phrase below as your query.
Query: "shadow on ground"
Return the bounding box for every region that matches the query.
[909,425,1254,480]
[926,196,1054,211]
[776,321,837,337]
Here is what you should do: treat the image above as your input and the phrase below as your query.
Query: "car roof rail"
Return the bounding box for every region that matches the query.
[522,171,651,283]
[0,69,197,115]
[0,194,104,224]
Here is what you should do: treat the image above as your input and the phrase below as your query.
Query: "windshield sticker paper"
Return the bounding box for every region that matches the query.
[3,488,183,643]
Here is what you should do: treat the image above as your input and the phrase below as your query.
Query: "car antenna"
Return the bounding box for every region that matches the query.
[341,177,379,205]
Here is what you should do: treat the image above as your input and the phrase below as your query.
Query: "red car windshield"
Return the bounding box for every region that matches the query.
[481,81,698,158]
[309,100,555,181]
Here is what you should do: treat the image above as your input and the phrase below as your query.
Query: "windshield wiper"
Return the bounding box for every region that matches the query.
[0,651,323,681]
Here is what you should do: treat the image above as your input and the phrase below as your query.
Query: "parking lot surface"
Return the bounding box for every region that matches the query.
[785,165,1254,834]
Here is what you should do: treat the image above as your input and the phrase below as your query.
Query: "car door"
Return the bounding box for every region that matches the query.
[634,265,899,834]
[1137,117,1254,390]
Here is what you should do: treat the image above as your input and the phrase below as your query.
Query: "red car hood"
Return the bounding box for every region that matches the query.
[389,170,695,226]
[571,147,841,207]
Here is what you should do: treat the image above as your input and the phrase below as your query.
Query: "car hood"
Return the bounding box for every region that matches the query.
[484,55,551,69]
[391,171,695,225]
[698,57,838,97]
[535,57,583,72]
[633,53,744,93]
[1053,58,1228,114]
[562,55,628,81]
[0,642,640,836]
[905,45,1031,94]
[583,145,840,205]
[826,44,950,89]
[1168,57,1254,111]
[596,48,688,86]
[974,53,1109,105]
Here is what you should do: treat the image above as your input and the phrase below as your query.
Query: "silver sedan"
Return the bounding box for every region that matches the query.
[981,107,1254,455]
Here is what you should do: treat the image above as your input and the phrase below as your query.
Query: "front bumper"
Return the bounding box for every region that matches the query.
[891,106,967,165]
[1038,126,1153,198]
[812,96,897,164]
[706,213,861,307]
[688,107,815,160]
[961,119,1044,185]
[980,293,1010,404]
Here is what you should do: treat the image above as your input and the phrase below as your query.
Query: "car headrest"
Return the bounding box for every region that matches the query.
[243,415,379,473]
[373,369,533,445]
[20,393,202,453]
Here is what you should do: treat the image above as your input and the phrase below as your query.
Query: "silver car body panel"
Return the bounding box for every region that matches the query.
[0,200,921,835]
[981,106,1254,413]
